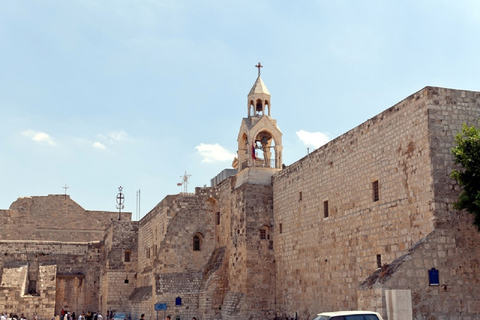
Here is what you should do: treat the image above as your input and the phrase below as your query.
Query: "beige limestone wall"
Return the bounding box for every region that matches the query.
[272,86,438,318]
[100,220,139,316]
[359,87,480,319]
[155,271,203,319]
[212,180,275,320]
[0,195,131,242]
[137,195,174,289]
[425,87,480,226]
[360,220,480,319]
[0,240,102,316]
[0,265,56,320]
[243,184,275,319]
[133,179,275,320]
[1,264,27,288]
[136,190,217,319]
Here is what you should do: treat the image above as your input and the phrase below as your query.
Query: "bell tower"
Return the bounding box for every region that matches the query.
[233,63,283,186]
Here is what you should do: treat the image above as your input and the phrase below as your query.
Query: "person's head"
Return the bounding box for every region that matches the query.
[141,315,145,319]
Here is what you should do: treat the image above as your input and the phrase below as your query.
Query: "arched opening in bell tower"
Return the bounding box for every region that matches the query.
[249,99,270,116]
[256,99,263,114]
[252,130,276,168]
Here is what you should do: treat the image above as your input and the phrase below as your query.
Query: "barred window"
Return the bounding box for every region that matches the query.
[323,200,329,218]
[259,226,270,240]
[260,229,267,239]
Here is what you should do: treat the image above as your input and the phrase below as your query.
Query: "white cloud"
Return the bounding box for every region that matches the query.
[96,130,131,143]
[108,130,130,142]
[93,142,106,150]
[22,130,56,146]
[296,130,330,149]
[195,143,235,163]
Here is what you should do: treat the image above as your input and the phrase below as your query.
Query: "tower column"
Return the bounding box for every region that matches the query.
[274,145,283,169]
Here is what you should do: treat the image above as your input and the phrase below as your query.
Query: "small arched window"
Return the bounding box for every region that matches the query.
[193,234,202,251]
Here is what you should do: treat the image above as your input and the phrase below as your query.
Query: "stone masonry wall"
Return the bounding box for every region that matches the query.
[272,86,437,318]
[243,184,275,319]
[212,179,275,320]
[100,220,139,317]
[359,218,480,319]
[357,87,480,319]
[0,264,56,320]
[136,190,216,320]
[426,87,480,226]
[359,87,480,319]
[0,240,102,317]
[156,272,203,320]
[0,195,131,242]
[137,195,175,290]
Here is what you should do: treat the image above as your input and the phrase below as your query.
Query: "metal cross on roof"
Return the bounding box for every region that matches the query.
[116,186,125,220]
[255,62,263,76]
[63,183,69,199]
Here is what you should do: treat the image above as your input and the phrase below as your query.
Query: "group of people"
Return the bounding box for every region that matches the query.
[56,310,104,320]
[1,313,35,320]
[0,312,200,320]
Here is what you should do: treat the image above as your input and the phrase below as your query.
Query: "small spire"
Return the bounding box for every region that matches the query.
[255,62,263,76]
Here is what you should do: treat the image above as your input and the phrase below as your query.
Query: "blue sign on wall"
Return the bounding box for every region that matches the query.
[429,268,439,286]
[175,297,182,306]
[155,303,167,311]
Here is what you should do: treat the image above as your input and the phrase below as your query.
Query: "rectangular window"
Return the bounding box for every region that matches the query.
[124,250,131,262]
[299,191,303,201]
[215,212,220,225]
[279,223,283,234]
[153,244,157,256]
[372,180,379,202]
[260,229,267,240]
[146,247,150,259]
[376,254,382,268]
[323,200,329,218]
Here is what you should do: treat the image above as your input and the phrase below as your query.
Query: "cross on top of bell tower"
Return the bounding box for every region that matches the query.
[255,62,263,76]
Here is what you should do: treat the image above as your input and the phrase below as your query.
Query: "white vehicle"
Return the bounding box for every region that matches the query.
[312,310,384,320]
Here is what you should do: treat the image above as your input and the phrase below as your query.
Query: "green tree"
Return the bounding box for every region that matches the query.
[451,123,480,230]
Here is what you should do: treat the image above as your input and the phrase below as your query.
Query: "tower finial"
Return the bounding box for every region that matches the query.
[255,62,263,76]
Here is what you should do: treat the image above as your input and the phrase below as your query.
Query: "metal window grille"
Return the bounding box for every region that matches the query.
[260,229,267,240]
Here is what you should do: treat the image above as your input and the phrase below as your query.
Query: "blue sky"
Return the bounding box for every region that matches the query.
[2,1,480,219]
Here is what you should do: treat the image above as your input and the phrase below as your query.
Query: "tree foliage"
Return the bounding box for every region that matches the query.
[451,123,480,230]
